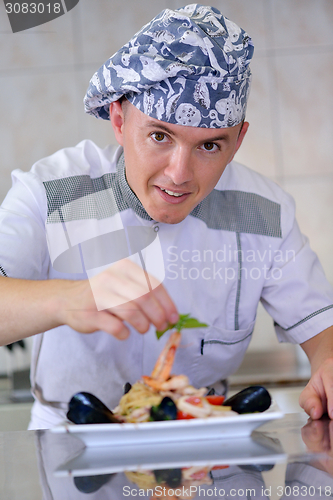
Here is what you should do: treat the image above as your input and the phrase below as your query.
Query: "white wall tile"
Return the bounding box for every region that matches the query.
[271,0,333,49]
[275,50,333,178]
[0,71,80,203]
[234,55,277,178]
[0,4,76,71]
[78,0,175,67]
[284,175,333,286]
[0,0,12,31]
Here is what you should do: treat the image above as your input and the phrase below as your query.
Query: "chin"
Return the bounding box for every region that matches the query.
[149,209,187,225]
[159,216,186,225]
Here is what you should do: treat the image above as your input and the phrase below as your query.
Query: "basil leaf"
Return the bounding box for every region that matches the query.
[180,319,208,329]
[156,314,207,339]
[156,328,170,340]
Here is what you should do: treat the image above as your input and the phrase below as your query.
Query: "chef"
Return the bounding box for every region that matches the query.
[0,4,333,429]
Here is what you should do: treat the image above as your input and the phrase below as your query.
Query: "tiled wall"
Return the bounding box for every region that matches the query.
[0,0,332,360]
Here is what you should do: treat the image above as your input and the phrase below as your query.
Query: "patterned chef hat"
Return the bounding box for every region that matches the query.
[84,4,254,128]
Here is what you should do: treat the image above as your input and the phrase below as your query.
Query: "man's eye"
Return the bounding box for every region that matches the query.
[202,142,218,152]
[152,132,166,142]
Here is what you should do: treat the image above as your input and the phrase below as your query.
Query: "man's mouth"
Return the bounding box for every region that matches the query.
[159,187,185,197]
[155,186,192,205]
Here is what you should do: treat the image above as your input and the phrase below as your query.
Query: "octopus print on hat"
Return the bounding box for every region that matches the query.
[84,4,254,128]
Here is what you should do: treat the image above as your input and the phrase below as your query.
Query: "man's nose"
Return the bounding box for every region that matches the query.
[163,147,193,185]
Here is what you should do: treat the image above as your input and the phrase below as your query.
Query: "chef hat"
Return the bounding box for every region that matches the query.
[84,4,254,128]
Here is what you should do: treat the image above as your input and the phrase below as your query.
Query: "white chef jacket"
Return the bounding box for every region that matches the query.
[1,140,333,428]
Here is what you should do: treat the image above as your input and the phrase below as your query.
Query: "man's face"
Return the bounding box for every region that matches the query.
[110,101,248,224]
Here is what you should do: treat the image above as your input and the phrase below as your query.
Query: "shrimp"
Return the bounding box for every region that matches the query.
[151,330,181,380]
[142,330,181,390]
[141,330,209,398]
[177,395,234,419]
[142,374,189,392]
[142,330,182,391]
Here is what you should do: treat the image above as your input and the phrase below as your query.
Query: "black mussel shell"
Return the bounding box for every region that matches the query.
[73,474,114,493]
[222,385,271,414]
[123,382,132,394]
[150,396,177,421]
[154,468,182,487]
[67,392,121,425]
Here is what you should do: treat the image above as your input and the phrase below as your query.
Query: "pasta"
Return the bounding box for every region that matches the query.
[114,382,163,422]
[113,331,233,423]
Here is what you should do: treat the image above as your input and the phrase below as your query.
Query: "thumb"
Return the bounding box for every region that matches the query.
[299,383,326,420]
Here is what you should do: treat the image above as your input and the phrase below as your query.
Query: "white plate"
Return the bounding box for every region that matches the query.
[51,403,284,448]
[54,431,286,477]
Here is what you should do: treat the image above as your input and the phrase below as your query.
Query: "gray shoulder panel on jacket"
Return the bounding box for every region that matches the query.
[191,189,282,238]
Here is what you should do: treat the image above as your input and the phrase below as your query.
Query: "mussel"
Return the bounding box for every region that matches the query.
[222,385,271,414]
[123,382,132,394]
[67,392,121,425]
[153,468,182,487]
[73,474,114,493]
[150,396,178,421]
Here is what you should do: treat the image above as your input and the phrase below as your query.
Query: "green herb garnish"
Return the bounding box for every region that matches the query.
[156,313,208,339]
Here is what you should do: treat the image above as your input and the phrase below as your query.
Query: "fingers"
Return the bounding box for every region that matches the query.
[66,259,179,339]
[299,383,326,420]
[108,286,178,334]
[149,282,179,325]
[301,419,330,452]
[134,284,178,330]
[91,259,178,333]
[300,358,333,420]
[64,306,131,340]
[111,259,178,324]
[321,360,333,419]
[93,311,130,340]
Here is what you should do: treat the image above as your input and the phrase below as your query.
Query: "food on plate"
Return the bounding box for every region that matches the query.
[66,319,272,425]
[222,385,272,414]
[125,465,225,499]
[112,330,234,423]
[150,396,178,421]
[67,391,121,425]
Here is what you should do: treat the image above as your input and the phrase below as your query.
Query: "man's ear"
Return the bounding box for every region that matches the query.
[109,101,125,146]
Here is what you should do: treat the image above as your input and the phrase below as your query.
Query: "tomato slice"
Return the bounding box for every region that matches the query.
[205,395,225,405]
[211,465,229,470]
[185,396,203,406]
[189,470,209,480]
[177,410,195,420]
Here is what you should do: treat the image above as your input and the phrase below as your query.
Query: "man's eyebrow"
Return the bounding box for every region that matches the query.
[201,134,230,142]
[145,121,230,142]
[145,121,176,135]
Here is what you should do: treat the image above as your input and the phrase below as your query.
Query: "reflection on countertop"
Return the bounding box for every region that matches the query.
[2,413,333,500]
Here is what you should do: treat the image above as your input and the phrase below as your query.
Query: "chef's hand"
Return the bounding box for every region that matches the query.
[301,417,333,474]
[299,359,333,420]
[60,258,179,340]
[299,327,333,420]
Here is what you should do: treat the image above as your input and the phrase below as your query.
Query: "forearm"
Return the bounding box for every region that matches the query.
[0,276,73,345]
[0,260,179,345]
[301,326,333,374]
